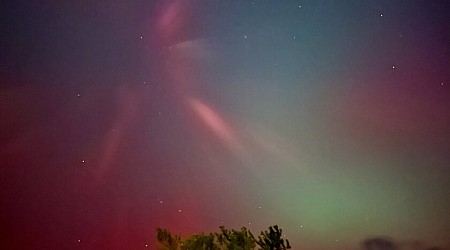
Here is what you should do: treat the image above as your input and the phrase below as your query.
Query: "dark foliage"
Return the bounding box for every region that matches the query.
[156,225,290,250]
[256,225,291,250]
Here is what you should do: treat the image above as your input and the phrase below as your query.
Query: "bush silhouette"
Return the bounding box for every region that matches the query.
[156,225,290,250]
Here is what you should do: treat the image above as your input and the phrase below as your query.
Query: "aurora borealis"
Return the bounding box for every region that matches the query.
[1,0,449,249]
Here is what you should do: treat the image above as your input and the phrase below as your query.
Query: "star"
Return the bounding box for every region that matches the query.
[81,160,85,163]
[244,34,248,39]
[77,93,81,97]
[392,65,396,69]
[178,209,182,213]
[380,13,383,17]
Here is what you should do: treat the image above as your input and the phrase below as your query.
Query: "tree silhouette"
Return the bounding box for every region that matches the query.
[181,233,218,250]
[156,225,291,250]
[256,225,291,250]
[157,228,181,250]
[216,226,255,250]
[362,237,396,250]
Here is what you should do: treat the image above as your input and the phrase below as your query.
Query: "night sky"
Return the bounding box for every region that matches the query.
[1,1,450,249]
